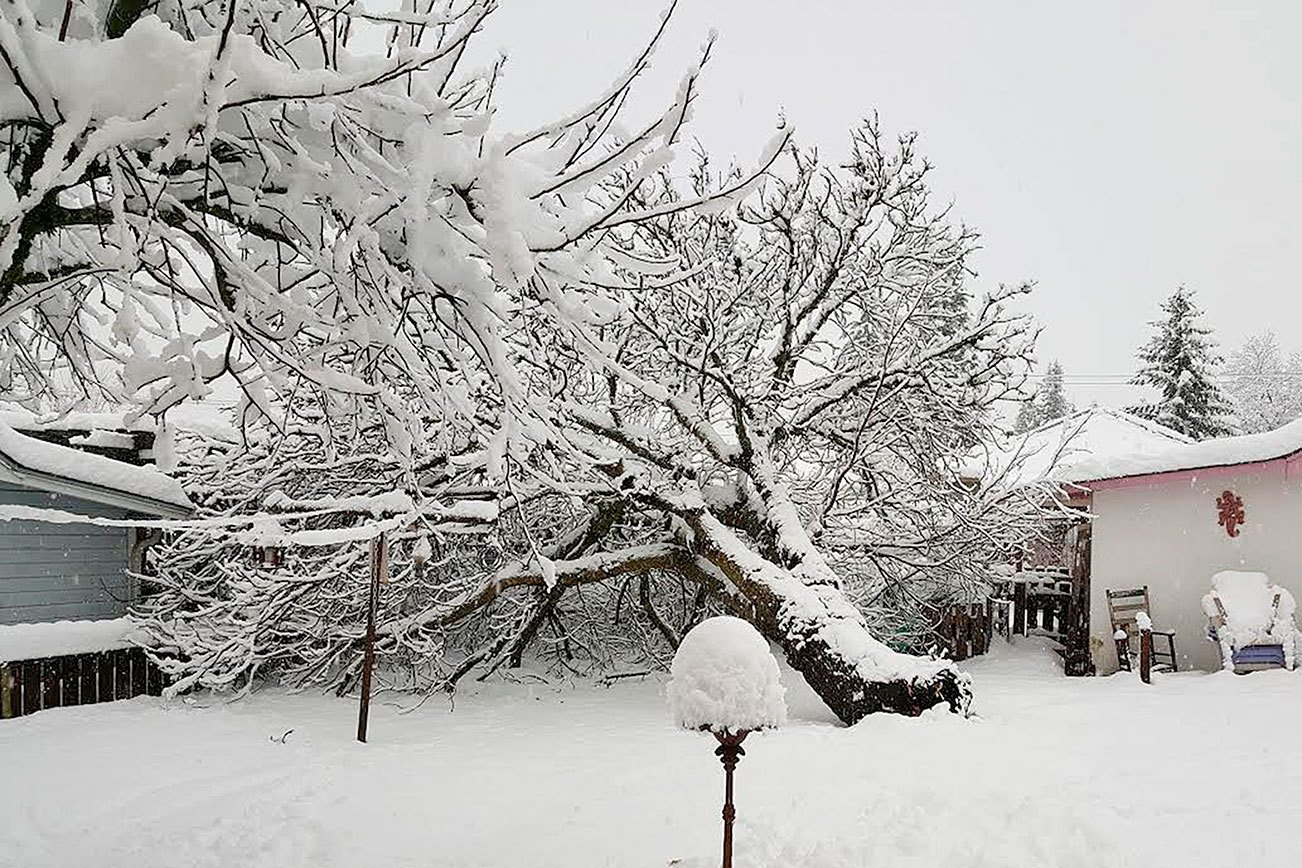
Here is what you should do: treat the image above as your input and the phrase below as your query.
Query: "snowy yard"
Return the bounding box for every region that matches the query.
[3,641,1300,868]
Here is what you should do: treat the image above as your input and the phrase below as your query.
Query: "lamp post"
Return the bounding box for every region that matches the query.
[667,616,787,868]
[713,729,748,868]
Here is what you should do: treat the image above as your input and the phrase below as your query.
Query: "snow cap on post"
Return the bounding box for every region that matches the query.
[668,616,787,734]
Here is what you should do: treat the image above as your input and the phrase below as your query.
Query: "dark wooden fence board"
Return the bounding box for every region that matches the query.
[128,648,147,698]
[78,654,98,705]
[145,657,164,696]
[40,657,63,709]
[111,649,132,701]
[21,660,41,715]
[96,651,114,704]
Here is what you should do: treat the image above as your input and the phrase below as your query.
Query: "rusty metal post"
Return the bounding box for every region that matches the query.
[1139,625,1153,684]
[713,730,749,868]
[357,531,387,743]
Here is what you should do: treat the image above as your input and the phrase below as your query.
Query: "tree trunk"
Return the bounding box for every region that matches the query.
[779,616,971,721]
[684,511,971,725]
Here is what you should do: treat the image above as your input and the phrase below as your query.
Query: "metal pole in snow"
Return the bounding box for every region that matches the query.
[713,730,748,868]
[357,531,386,743]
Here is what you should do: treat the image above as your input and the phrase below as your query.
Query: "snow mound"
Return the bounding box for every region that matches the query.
[667,616,787,733]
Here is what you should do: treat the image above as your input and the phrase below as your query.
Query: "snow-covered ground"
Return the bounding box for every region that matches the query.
[4,640,1300,868]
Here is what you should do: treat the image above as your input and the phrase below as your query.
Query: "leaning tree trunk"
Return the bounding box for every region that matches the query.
[685,511,971,725]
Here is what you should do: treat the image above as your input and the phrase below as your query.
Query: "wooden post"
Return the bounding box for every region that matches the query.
[1064,522,1094,676]
[713,730,748,868]
[1139,624,1153,684]
[357,531,387,743]
[1012,582,1027,636]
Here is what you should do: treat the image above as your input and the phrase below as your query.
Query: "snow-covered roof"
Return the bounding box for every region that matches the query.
[0,422,192,517]
[1072,417,1302,484]
[967,406,1193,487]
[0,407,154,433]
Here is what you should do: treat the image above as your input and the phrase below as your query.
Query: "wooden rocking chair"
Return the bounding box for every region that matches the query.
[1107,587,1177,672]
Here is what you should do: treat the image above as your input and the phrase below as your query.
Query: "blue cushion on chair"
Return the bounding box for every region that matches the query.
[1231,645,1286,667]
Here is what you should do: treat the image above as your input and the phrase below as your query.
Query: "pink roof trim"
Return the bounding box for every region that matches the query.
[1082,447,1302,492]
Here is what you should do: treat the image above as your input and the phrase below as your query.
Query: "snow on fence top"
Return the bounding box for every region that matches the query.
[667,616,787,734]
[0,617,143,662]
[0,422,192,513]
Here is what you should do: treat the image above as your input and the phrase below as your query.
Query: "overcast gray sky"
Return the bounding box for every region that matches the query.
[473,1,1302,408]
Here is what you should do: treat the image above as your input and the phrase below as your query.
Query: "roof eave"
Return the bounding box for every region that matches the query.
[1075,445,1302,490]
[0,456,192,519]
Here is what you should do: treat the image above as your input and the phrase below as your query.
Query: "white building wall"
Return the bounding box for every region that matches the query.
[1088,467,1300,674]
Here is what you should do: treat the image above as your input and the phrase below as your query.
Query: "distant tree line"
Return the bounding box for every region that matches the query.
[1013,286,1301,440]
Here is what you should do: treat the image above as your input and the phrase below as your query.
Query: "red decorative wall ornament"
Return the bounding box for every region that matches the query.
[1216,490,1245,538]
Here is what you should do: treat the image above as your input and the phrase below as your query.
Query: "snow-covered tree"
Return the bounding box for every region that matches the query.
[1223,331,1302,434]
[138,122,1056,723]
[5,1,1052,721]
[1128,287,1232,440]
[1038,361,1073,422]
[1011,360,1072,433]
[0,0,781,454]
[1012,396,1041,434]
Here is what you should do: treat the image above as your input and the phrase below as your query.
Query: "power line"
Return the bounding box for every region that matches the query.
[1024,372,1301,382]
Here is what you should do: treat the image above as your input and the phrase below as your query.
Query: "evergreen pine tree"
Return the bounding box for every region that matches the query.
[1037,360,1073,423]
[1012,360,1073,433]
[1012,396,1041,433]
[1128,286,1233,439]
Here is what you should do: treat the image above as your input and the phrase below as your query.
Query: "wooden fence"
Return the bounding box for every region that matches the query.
[1003,561,1093,676]
[0,648,167,719]
[936,602,995,661]
[1012,576,1074,641]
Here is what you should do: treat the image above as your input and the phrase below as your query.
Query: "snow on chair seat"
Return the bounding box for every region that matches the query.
[1201,571,1298,674]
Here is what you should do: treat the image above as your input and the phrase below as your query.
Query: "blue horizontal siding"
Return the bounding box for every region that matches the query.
[1,599,125,623]
[0,484,131,625]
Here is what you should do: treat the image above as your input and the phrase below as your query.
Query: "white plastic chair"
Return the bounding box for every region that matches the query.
[1201,571,1298,673]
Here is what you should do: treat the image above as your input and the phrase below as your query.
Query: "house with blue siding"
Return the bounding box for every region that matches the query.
[0,419,192,625]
